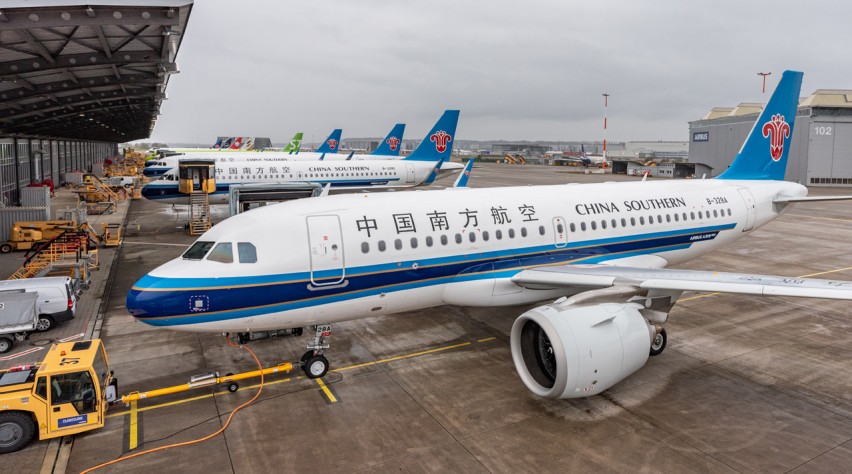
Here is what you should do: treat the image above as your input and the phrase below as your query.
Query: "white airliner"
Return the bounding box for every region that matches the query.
[141,111,461,204]
[127,71,852,399]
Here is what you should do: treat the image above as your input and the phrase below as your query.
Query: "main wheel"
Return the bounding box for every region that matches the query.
[303,354,329,379]
[35,315,55,332]
[0,412,36,454]
[0,337,12,354]
[0,243,12,254]
[650,328,667,356]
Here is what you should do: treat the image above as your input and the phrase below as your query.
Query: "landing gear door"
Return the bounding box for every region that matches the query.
[737,188,756,232]
[306,215,345,286]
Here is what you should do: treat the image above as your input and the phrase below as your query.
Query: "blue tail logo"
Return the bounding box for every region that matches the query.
[316,129,342,154]
[763,114,790,161]
[372,123,406,156]
[717,70,802,181]
[405,110,460,162]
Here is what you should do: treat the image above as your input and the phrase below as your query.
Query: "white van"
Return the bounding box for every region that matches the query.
[0,277,77,332]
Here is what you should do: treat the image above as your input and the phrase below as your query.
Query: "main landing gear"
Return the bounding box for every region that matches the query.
[301,324,331,379]
[649,327,667,357]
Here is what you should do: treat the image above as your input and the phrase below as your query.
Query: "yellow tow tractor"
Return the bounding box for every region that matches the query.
[0,339,117,454]
[0,220,77,254]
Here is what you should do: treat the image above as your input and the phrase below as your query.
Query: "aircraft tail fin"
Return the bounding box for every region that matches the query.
[316,129,342,154]
[404,110,460,162]
[717,70,803,181]
[421,158,446,185]
[371,123,406,156]
[453,158,475,188]
[282,132,303,153]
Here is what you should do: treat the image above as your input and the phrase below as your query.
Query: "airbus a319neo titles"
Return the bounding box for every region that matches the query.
[128,71,852,399]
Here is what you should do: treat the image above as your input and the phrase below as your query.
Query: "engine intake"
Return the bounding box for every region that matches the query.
[510,301,655,399]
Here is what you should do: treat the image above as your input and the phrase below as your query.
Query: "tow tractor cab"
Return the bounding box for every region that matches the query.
[0,339,117,454]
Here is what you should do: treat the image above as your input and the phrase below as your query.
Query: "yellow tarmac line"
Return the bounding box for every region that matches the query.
[316,378,338,403]
[477,337,497,343]
[128,400,138,450]
[786,214,852,223]
[108,338,495,419]
[679,265,852,302]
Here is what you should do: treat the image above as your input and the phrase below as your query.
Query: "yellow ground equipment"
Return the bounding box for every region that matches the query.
[0,339,117,454]
[101,223,122,247]
[1,220,76,254]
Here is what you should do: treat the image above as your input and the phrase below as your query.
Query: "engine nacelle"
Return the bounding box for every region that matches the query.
[510,301,655,399]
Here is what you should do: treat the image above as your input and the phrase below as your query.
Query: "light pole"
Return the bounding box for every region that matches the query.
[602,93,610,165]
[757,72,772,94]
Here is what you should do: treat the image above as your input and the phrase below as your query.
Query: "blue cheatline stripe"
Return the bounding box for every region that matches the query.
[142,178,405,200]
[134,224,734,289]
[129,224,733,325]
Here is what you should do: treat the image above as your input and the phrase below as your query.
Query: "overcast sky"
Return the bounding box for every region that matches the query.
[143,0,852,145]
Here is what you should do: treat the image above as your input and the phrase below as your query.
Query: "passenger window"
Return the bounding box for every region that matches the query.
[698,211,703,219]
[521,227,528,237]
[378,240,387,252]
[557,223,564,233]
[666,214,671,223]
[713,209,718,218]
[591,221,597,230]
[483,231,490,241]
[569,223,576,232]
[469,232,476,242]
[690,212,696,220]
[601,220,607,229]
[674,214,679,222]
[630,217,636,226]
[426,236,433,247]
[611,219,617,228]
[621,218,627,227]
[394,239,402,250]
[455,234,462,244]
[580,222,587,231]
[410,237,418,249]
[361,242,369,253]
[207,243,233,263]
[183,241,215,260]
[508,229,516,238]
[539,225,546,235]
[440,235,448,245]
[238,243,257,263]
[682,212,688,221]
[727,209,732,216]
[496,229,503,239]
[648,215,654,224]
[639,216,645,225]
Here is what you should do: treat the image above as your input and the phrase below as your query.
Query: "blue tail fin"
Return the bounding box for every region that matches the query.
[453,158,475,188]
[404,110,460,162]
[421,158,446,185]
[717,70,803,181]
[316,129,342,154]
[371,123,406,156]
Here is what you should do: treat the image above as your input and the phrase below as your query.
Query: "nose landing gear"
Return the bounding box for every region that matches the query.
[301,324,331,379]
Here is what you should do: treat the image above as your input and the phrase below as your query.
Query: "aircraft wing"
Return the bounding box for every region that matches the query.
[511,264,852,300]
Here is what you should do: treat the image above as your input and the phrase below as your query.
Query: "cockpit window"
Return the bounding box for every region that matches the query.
[207,243,233,263]
[238,243,257,263]
[183,241,215,260]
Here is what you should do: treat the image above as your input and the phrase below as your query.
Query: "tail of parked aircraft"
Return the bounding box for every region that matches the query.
[229,137,244,150]
[316,129,342,154]
[371,123,406,156]
[283,132,303,154]
[404,110,460,162]
[211,137,224,149]
[453,158,475,188]
[718,70,803,181]
[421,158,446,185]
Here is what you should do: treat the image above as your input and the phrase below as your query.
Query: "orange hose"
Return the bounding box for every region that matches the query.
[80,337,264,473]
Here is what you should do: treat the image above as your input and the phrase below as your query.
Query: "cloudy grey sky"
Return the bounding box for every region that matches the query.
[145,0,852,145]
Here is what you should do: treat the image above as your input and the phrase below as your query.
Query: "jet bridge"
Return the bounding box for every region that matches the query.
[228,183,323,216]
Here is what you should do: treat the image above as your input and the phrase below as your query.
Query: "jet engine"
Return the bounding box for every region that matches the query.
[510,297,656,399]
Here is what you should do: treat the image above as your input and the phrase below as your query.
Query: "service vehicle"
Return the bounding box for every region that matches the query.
[0,339,117,454]
[0,291,38,354]
[0,277,77,332]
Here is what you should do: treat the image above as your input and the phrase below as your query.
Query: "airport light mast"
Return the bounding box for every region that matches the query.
[602,93,610,164]
[757,72,772,94]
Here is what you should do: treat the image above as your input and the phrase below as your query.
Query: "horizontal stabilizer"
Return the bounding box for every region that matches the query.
[511,264,852,300]
[773,195,852,204]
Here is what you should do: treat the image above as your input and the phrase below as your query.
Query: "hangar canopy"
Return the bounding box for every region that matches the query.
[0,0,193,142]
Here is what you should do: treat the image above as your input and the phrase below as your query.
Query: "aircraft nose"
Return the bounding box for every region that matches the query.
[126,275,179,324]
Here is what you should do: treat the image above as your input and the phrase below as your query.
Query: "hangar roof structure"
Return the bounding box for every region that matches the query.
[0,0,193,142]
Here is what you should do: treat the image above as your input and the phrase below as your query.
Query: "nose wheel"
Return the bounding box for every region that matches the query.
[302,324,332,379]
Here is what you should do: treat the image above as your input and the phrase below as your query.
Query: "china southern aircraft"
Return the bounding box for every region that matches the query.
[141,111,460,204]
[127,71,852,399]
[143,132,304,177]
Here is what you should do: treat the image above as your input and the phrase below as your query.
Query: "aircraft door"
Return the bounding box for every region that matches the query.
[406,164,415,183]
[553,217,568,248]
[306,215,345,286]
[737,188,756,231]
